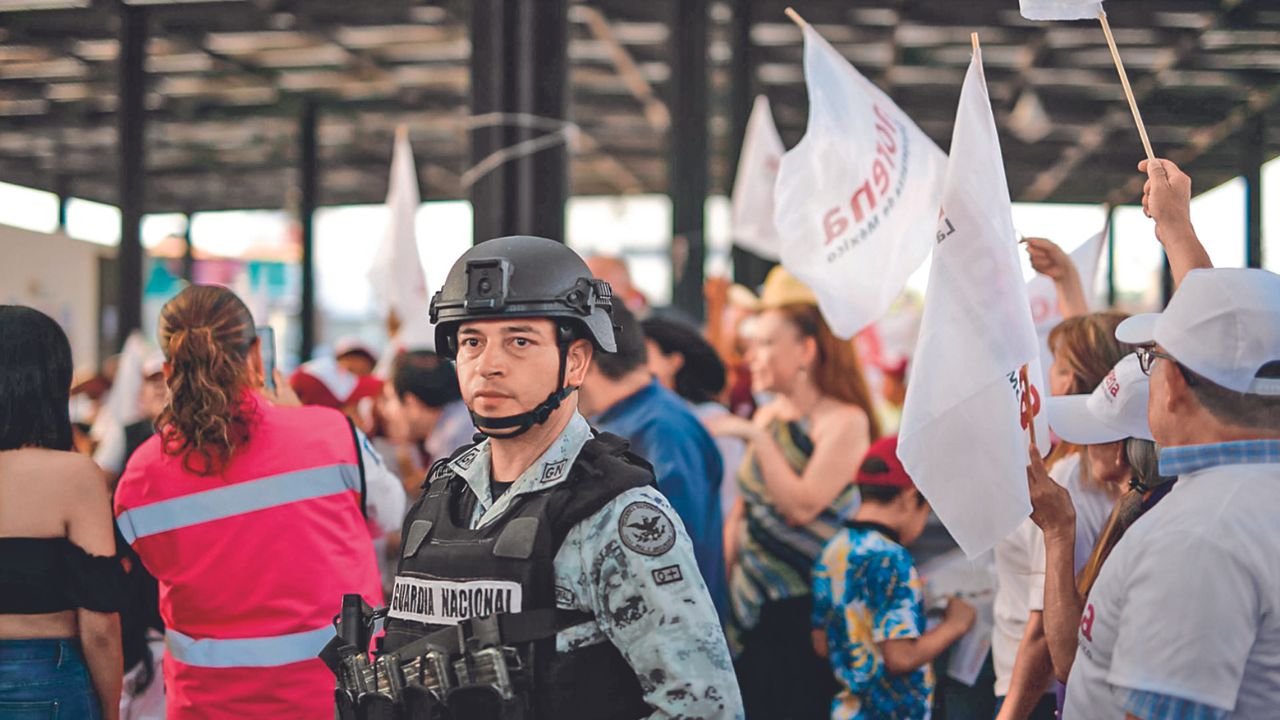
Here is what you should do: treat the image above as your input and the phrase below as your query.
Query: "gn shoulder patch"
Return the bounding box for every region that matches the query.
[617,501,676,557]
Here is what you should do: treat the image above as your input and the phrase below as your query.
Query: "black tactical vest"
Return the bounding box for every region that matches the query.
[382,433,654,720]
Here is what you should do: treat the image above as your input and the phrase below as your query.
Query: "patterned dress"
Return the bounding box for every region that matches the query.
[812,524,933,720]
[727,419,860,655]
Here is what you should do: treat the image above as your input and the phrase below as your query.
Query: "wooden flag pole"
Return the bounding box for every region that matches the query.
[1097,10,1156,162]
[971,32,980,54]
[784,7,808,29]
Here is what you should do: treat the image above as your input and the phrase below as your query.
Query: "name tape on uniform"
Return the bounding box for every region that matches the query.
[388,577,522,625]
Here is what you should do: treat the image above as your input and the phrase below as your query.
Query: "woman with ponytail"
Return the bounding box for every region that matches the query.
[113,285,404,719]
[1029,353,1174,684]
[991,312,1135,719]
[0,306,124,719]
[704,268,879,719]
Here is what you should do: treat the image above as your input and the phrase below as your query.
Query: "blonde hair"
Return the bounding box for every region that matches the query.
[1046,312,1134,467]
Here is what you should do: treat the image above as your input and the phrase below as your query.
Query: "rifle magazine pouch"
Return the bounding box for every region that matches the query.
[446,685,525,720]
[403,684,446,720]
[357,693,401,720]
[335,689,358,720]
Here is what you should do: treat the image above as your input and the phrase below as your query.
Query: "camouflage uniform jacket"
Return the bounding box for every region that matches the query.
[442,412,744,720]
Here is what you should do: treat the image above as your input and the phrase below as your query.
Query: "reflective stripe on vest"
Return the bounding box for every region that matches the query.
[117,463,361,545]
[165,623,335,668]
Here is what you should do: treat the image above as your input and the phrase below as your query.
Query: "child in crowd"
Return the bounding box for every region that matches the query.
[812,436,976,719]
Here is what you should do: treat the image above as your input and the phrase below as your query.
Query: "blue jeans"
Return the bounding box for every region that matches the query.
[0,639,102,719]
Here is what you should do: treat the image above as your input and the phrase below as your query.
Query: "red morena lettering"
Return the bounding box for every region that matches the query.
[822,104,903,245]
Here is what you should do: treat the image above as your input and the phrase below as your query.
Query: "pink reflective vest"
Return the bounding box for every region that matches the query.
[115,395,384,719]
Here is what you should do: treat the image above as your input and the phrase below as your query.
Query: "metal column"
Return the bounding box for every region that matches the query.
[298,100,318,361]
[1105,204,1116,307]
[54,173,69,232]
[1244,115,1264,269]
[669,0,709,320]
[727,0,773,291]
[469,0,569,243]
[514,0,568,241]
[181,212,195,283]
[117,3,147,347]
[469,0,512,243]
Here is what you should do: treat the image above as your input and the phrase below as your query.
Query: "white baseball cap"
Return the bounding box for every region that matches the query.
[1116,268,1280,396]
[1046,354,1154,445]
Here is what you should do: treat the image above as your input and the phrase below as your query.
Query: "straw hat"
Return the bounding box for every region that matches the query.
[758,266,818,309]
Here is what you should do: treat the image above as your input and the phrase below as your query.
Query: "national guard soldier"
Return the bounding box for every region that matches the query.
[325,236,743,720]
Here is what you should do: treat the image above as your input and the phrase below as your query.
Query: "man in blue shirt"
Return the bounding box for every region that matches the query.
[579,299,728,616]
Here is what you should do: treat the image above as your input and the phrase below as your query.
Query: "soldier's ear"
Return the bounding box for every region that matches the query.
[564,338,594,387]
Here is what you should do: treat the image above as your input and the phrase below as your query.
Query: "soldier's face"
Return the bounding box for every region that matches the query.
[455,318,566,420]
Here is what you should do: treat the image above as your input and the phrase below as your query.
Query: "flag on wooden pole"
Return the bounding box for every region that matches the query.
[1018,1,1155,161]
[772,19,947,339]
[897,37,1049,558]
[731,95,784,261]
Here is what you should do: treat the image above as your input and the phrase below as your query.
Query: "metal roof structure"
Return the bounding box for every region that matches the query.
[0,0,1276,213]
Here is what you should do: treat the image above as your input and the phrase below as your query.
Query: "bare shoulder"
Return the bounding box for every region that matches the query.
[2,447,96,474]
[811,400,869,440]
[26,450,108,497]
[0,450,107,530]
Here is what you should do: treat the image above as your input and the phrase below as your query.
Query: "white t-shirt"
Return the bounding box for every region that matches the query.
[1065,460,1280,718]
[1064,457,1119,576]
[354,428,407,537]
[993,515,1048,697]
[993,453,1088,697]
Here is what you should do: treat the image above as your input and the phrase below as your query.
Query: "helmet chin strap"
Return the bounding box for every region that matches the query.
[469,385,578,439]
[469,335,576,440]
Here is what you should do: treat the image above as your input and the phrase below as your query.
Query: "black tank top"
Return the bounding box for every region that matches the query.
[0,537,127,614]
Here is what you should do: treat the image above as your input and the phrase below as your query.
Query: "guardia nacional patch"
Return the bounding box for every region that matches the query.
[618,501,676,556]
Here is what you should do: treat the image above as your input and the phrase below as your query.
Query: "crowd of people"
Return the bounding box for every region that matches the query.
[0,156,1275,720]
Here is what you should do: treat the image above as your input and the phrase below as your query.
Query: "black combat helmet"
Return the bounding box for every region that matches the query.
[430,236,616,357]
[428,236,616,438]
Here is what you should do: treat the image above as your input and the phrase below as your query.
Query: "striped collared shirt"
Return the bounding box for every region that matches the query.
[1158,439,1280,477]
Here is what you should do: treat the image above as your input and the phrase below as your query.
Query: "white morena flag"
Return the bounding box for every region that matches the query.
[1027,228,1106,390]
[369,127,434,351]
[1019,0,1102,21]
[773,24,947,339]
[898,41,1050,558]
[731,95,784,261]
[1026,228,1106,334]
